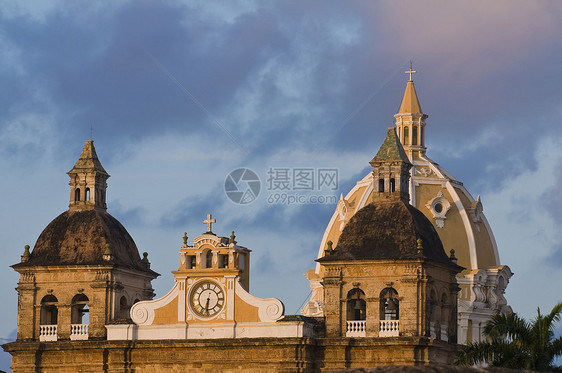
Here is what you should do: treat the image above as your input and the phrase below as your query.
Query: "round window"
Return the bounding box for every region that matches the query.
[434,203,443,213]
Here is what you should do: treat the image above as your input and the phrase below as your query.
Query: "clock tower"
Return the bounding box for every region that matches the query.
[107,215,292,340]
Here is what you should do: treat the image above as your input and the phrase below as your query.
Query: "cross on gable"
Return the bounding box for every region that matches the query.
[405,61,416,81]
[203,214,216,233]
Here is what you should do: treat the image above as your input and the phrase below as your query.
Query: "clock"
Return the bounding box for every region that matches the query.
[189,281,225,317]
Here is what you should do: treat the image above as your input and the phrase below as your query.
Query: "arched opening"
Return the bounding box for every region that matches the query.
[201,249,213,269]
[379,288,399,337]
[345,288,366,337]
[39,294,58,341]
[440,292,450,341]
[346,288,366,321]
[404,126,409,144]
[74,188,81,202]
[40,295,58,325]
[390,178,396,192]
[71,294,89,324]
[119,296,129,319]
[379,179,384,193]
[70,294,89,340]
[85,188,90,201]
[429,288,438,338]
[380,288,399,320]
[412,126,418,145]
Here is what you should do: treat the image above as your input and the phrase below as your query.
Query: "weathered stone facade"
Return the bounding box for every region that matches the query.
[4,336,458,372]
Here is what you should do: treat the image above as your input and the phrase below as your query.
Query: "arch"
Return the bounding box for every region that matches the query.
[201,248,213,269]
[40,295,58,325]
[440,291,450,341]
[428,288,438,338]
[379,288,399,320]
[346,288,366,321]
[119,296,129,319]
[85,188,90,201]
[403,126,409,144]
[71,294,89,324]
[74,188,81,202]
[379,178,384,193]
[390,178,396,192]
[412,126,418,145]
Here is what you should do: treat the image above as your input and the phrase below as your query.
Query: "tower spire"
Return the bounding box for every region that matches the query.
[67,140,110,211]
[394,67,428,161]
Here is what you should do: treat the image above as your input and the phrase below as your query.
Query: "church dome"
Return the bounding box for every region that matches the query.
[318,201,452,264]
[14,140,156,275]
[16,209,151,272]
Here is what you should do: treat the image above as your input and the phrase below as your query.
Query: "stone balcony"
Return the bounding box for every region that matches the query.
[346,320,366,337]
[379,320,399,337]
[39,325,57,341]
[70,324,89,340]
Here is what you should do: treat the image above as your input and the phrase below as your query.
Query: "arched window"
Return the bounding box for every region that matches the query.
[440,292,450,341]
[379,179,384,193]
[403,126,409,144]
[379,288,399,320]
[40,295,58,325]
[390,178,396,192]
[74,188,81,202]
[346,288,366,321]
[201,249,213,269]
[429,288,438,338]
[71,294,89,324]
[85,188,90,201]
[412,126,418,145]
[119,296,129,319]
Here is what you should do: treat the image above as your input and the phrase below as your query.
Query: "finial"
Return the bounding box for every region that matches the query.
[405,61,416,81]
[324,240,334,256]
[21,245,31,262]
[141,252,151,268]
[103,243,114,261]
[416,238,423,254]
[182,232,188,246]
[229,231,237,245]
[90,126,93,140]
[450,249,457,264]
[203,214,216,234]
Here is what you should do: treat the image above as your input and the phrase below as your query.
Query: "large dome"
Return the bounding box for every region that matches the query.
[16,209,152,273]
[318,201,452,264]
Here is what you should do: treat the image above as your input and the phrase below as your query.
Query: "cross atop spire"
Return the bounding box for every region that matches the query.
[405,61,416,81]
[203,214,216,234]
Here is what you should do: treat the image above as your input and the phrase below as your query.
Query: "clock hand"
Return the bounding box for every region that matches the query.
[205,297,210,314]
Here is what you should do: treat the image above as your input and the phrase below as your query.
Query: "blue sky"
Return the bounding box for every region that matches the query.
[2,1,562,369]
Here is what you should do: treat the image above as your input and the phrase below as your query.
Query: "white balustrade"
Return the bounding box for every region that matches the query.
[440,324,447,341]
[379,319,399,337]
[346,320,366,337]
[39,325,58,341]
[70,324,89,340]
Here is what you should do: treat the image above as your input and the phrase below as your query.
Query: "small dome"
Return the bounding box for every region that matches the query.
[319,201,452,264]
[18,209,153,273]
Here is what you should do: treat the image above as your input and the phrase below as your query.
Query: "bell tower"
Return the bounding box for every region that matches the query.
[394,65,428,161]
[67,140,109,211]
[369,127,412,204]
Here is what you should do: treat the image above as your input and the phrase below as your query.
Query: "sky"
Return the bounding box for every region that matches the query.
[2,0,562,369]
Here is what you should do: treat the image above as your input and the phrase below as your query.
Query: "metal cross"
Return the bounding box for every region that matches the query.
[203,214,216,233]
[405,61,416,81]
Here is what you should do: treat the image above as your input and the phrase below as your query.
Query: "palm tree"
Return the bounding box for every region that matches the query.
[456,302,562,372]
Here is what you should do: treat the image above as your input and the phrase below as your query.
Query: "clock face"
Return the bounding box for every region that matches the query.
[190,281,225,317]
